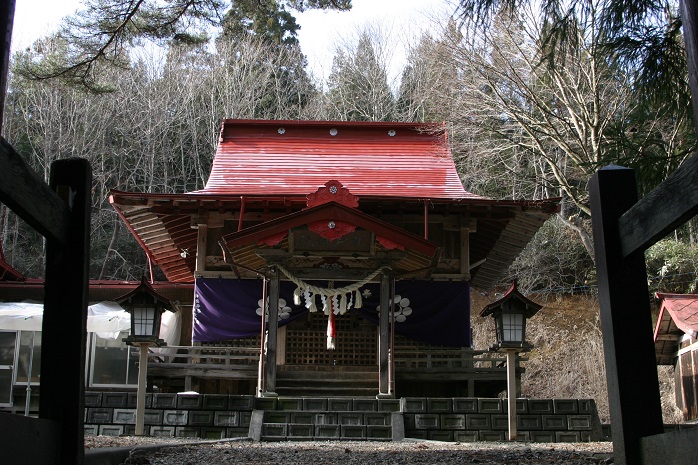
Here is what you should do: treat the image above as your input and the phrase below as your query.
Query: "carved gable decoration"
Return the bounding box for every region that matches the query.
[306,180,359,208]
[305,180,360,242]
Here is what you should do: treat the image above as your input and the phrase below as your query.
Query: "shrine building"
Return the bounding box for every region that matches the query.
[107,119,560,399]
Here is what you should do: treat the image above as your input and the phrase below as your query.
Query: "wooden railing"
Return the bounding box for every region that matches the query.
[144,346,260,380]
[393,348,514,371]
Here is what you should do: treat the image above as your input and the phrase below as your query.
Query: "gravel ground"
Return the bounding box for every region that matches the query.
[86,437,614,465]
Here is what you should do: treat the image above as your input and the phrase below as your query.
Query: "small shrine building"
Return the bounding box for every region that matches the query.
[109,119,560,398]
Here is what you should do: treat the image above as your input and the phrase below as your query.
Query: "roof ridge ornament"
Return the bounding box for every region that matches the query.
[306,180,359,208]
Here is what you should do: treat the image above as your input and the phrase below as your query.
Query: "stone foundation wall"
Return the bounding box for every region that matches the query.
[83,392,604,442]
[402,397,604,442]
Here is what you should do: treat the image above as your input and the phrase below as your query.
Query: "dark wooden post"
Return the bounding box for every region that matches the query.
[40,158,91,465]
[589,166,664,465]
[378,271,391,397]
[264,266,279,396]
[0,0,14,135]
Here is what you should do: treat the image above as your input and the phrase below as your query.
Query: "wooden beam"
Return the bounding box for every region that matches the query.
[40,158,91,465]
[589,166,664,465]
[618,154,698,258]
[0,139,71,245]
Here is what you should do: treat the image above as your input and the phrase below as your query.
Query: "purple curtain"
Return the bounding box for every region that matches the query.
[193,278,306,342]
[193,277,471,348]
[352,280,471,348]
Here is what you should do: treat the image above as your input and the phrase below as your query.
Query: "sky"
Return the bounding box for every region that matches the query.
[10,0,453,83]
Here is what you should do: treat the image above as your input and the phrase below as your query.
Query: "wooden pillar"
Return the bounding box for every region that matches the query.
[506,349,517,441]
[378,270,391,397]
[40,159,91,465]
[264,266,280,396]
[589,166,664,465]
[195,223,207,274]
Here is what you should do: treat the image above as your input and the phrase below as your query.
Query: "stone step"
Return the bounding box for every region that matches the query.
[261,422,392,441]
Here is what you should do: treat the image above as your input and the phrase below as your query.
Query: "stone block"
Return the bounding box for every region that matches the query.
[428,430,453,442]
[478,398,502,413]
[102,392,128,408]
[556,431,580,442]
[112,409,136,425]
[240,411,252,428]
[567,415,592,430]
[163,410,189,426]
[288,424,314,438]
[553,399,578,414]
[127,392,152,409]
[203,395,228,410]
[153,393,177,409]
[502,399,528,414]
[440,414,466,430]
[315,425,340,438]
[303,398,328,411]
[254,397,277,410]
[367,425,391,439]
[378,399,400,412]
[515,431,531,442]
[529,431,555,442]
[177,394,203,410]
[98,425,123,436]
[415,414,440,430]
[229,395,255,410]
[465,414,491,430]
[214,411,240,427]
[542,415,568,430]
[479,431,505,441]
[290,412,314,424]
[265,411,290,424]
[453,398,478,413]
[578,399,596,415]
[364,413,390,426]
[226,427,249,438]
[315,413,338,425]
[262,423,287,437]
[341,425,366,439]
[144,409,164,425]
[490,414,509,431]
[338,413,363,426]
[87,408,113,424]
[123,425,136,436]
[353,399,378,412]
[278,397,304,411]
[528,399,553,414]
[427,398,453,413]
[176,427,200,438]
[328,398,353,411]
[403,414,416,430]
[201,427,226,439]
[401,397,427,413]
[84,392,102,407]
[454,431,478,442]
[84,425,99,436]
[189,410,215,426]
[150,426,175,437]
[517,414,542,430]
[580,431,592,442]
[406,430,428,440]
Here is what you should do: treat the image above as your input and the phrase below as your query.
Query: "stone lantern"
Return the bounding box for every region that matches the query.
[117,277,175,435]
[480,282,542,441]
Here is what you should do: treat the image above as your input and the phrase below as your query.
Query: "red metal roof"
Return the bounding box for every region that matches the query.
[654,293,698,364]
[195,119,481,200]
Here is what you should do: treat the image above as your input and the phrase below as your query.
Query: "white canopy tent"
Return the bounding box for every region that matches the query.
[0,301,180,344]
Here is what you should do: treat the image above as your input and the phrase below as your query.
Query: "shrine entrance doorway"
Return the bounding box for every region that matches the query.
[283,311,377,366]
